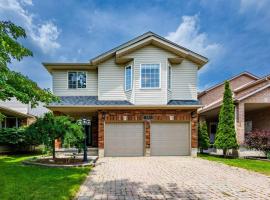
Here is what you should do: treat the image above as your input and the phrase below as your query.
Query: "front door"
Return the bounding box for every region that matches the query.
[209,122,217,144]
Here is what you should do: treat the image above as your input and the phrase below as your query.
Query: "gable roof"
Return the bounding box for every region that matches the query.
[43,31,208,72]
[198,71,259,97]
[236,83,270,102]
[234,74,270,93]
[89,31,208,68]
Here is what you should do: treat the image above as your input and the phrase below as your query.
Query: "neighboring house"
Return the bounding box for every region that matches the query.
[198,72,270,155]
[0,98,49,128]
[43,31,208,157]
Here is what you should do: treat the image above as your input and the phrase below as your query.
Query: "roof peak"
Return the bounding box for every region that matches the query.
[198,71,259,97]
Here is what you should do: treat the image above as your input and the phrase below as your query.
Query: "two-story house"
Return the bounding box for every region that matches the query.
[43,32,208,157]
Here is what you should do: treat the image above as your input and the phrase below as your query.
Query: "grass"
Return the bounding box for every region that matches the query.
[0,154,91,200]
[199,153,270,176]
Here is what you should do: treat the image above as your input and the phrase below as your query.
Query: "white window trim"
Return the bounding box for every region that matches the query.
[139,63,161,89]
[124,65,132,91]
[67,71,87,89]
[168,65,172,90]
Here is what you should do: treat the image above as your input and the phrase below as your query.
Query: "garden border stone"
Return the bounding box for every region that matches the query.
[23,156,98,168]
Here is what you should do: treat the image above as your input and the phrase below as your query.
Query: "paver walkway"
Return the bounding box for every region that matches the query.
[77,157,270,200]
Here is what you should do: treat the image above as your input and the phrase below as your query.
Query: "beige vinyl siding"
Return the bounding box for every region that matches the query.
[171,60,198,100]
[52,70,98,96]
[167,90,172,101]
[98,58,127,100]
[128,45,177,105]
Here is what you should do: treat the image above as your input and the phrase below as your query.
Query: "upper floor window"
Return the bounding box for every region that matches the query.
[168,66,172,90]
[140,64,160,89]
[125,66,132,91]
[68,72,86,89]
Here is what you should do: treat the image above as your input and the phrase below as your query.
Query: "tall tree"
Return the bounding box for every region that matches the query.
[214,81,238,156]
[0,21,58,118]
[198,121,210,153]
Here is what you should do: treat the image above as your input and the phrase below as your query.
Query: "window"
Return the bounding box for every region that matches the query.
[168,66,172,89]
[125,66,132,91]
[68,72,86,89]
[140,64,160,88]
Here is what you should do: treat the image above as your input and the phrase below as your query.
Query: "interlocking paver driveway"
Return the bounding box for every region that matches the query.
[77,157,270,200]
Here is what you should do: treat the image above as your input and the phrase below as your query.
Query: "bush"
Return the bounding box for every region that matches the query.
[198,121,210,153]
[245,130,270,158]
[26,113,84,159]
[0,127,27,145]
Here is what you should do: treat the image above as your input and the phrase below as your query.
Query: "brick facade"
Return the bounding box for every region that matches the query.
[199,74,256,106]
[97,109,198,151]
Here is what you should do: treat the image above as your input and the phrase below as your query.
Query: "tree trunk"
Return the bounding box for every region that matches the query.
[52,140,56,160]
[200,148,204,154]
[223,149,227,157]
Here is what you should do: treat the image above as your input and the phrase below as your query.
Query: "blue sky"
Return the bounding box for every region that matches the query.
[1,0,270,91]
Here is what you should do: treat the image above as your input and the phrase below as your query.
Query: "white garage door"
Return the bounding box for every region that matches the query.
[105,123,144,157]
[151,122,190,156]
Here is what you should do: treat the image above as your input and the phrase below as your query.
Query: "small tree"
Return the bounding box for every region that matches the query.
[214,81,238,156]
[26,113,84,159]
[245,130,270,158]
[198,121,210,153]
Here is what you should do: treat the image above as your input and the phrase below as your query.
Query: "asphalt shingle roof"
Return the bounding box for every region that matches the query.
[50,96,200,106]
[167,100,200,105]
[50,96,132,106]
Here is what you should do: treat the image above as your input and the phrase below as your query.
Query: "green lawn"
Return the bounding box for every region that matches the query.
[0,154,91,200]
[199,154,270,176]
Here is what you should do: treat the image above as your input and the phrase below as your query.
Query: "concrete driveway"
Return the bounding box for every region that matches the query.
[77,157,270,200]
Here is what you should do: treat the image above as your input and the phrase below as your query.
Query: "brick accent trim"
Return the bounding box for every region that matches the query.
[98,109,198,150]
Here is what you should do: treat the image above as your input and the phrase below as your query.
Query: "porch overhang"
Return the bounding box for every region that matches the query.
[47,104,203,114]
[0,105,35,118]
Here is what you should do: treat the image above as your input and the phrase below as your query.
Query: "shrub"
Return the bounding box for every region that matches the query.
[198,121,210,153]
[245,130,270,158]
[26,113,84,159]
[0,127,28,145]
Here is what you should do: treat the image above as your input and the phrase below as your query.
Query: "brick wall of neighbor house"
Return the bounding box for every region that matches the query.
[98,109,198,150]
[246,107,270,130]
[236,87,270,144]
[199,74,256,106]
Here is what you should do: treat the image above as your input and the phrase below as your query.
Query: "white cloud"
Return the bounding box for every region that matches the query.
[240,0,269,12]
[0,0,60,53]
[166,15,222,58]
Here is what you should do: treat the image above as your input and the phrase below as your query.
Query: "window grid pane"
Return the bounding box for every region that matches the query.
[68,72,77,89]
[168,66,171,89]
[77,72,86,88]
[125,66,132,91]
[141,64,160,88]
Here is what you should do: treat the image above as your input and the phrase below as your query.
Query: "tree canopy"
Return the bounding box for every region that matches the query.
[214,81,238,155]
[26,113,84,159]
[0,21,58,110]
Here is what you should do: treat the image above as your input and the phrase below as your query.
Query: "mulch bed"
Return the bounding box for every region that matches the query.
[36,158,85,165]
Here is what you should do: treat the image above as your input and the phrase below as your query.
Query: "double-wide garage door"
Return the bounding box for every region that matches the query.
[104,122,190,157]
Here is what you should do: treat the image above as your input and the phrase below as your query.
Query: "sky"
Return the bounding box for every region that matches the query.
[1,0,270,91]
